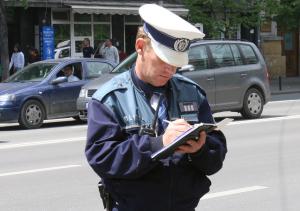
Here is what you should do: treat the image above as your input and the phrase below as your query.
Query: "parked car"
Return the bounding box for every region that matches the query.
[0,58,115,129]
[76,52,137,120]
[77,40,271,120]
[182,40,271,119]
[54,40,71,59]
[54,46,71,59]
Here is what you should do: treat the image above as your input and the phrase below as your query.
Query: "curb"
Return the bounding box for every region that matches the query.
[271,90,300,95]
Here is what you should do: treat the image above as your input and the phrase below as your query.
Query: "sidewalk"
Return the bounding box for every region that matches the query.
[270,76,300,95]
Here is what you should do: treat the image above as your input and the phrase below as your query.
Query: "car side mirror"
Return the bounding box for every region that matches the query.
[51,76,67,85]
[177,64,195,73]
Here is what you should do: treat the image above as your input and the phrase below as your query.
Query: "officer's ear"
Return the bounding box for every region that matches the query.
[135,38,146,55]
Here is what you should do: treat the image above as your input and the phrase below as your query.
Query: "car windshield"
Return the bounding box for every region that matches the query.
[5,62,57,82]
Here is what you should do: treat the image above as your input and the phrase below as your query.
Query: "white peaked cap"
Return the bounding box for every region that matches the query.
[139,4,205,67]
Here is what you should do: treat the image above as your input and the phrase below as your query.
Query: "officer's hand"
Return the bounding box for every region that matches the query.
[162,119,191,147]
[176,131,206,154]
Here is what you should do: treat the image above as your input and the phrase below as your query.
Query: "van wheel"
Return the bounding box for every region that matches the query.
[241,88,264,119]
[19,100,45,129]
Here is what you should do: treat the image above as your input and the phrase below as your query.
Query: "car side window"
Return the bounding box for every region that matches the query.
[188,45,209,70]
[209,44,235,68]
[230,44,243,65]
[86,62,113,79]
[56,62,82,82]
[239,44,258,64]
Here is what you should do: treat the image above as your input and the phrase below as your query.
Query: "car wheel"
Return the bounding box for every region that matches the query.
[241,88,264,119]
[19,100,45,129]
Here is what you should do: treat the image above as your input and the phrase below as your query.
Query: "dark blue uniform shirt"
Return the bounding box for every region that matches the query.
[85,69,227,211]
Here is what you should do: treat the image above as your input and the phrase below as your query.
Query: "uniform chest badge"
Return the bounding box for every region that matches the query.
[179,102,198,113]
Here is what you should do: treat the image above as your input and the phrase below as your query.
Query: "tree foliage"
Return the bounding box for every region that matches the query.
[183,0,282,39]
[274,0,300,31]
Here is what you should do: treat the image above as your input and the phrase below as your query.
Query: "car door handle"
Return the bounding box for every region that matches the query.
[240,73,247,78]
[206,77,215,81]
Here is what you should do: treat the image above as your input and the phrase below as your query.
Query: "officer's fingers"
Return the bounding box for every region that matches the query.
[198,131,207,142]
[176,138,206,154]
[172,118,190,126]
[166,123,191,133]
[176,143,193,153]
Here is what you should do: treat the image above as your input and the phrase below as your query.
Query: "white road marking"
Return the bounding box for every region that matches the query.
[0,165,81,177]
[0,137,85,150]
[229,114,300,126]
[269,99,300,104]
[202,186,268,200]
[1,114,300,150]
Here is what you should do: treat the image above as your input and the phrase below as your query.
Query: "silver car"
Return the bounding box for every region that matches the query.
[77,40,270,120]
[182,40,271,118]
[76,53,137,120]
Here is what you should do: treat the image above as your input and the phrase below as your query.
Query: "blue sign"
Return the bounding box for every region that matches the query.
[40,26,54,60]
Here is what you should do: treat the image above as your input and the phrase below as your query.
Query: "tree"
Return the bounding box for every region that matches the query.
[0,0,27,81]
[273,0,300,31]
[183,0,273,39]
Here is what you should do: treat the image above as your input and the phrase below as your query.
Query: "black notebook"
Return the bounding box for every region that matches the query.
[151,118,232,161]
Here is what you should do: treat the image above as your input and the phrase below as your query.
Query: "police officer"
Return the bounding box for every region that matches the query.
[86,4,227,211]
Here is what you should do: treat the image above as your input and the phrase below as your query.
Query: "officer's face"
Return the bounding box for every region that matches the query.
[140,43,177,87]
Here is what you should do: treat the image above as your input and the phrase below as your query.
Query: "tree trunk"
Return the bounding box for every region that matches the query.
[0,0,10,81]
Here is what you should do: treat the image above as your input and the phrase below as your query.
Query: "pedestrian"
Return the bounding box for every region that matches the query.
[82,38,94,58]
[85,4,227,211]
[99,38,119,64]
[9,43,25,74]
[27,47,40,64]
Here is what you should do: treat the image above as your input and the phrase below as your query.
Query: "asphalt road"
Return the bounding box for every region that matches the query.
[1,93,300,211]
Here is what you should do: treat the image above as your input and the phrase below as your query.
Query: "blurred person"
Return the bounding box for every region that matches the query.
[9,43,25,74]
[85,4,227,211]
[82,38,94,58]
[27,47,40,64]
[100,38,119,64]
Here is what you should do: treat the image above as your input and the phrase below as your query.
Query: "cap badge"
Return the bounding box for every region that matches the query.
[174,38,190,52]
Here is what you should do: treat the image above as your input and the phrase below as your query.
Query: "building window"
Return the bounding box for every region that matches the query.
[125,15,141,23]
[74,24,92,36]
[94,14,110,22]
[93,24,110,50]
[52,11,70,21]
[53,24,70,47]
[52,10,71,47]
[74,13,91,22]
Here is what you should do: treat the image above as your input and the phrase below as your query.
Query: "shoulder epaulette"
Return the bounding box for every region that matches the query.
[92,71,130,101]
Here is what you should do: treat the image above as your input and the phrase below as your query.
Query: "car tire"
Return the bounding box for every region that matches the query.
[241,88,264,119]
[19,100,45,129]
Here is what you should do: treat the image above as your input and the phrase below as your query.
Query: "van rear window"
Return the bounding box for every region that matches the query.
[239,44,258,64]
[209,44,235,68]
[188,45,209,70]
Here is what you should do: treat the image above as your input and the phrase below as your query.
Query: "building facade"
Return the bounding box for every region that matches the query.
[260,20,299,78]
[4,0,299,77]
[4,0,188,61]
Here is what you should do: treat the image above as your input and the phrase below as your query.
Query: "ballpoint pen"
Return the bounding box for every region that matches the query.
[163,119,172,124]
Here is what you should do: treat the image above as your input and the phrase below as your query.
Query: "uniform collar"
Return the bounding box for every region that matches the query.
[131,68,167,98]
